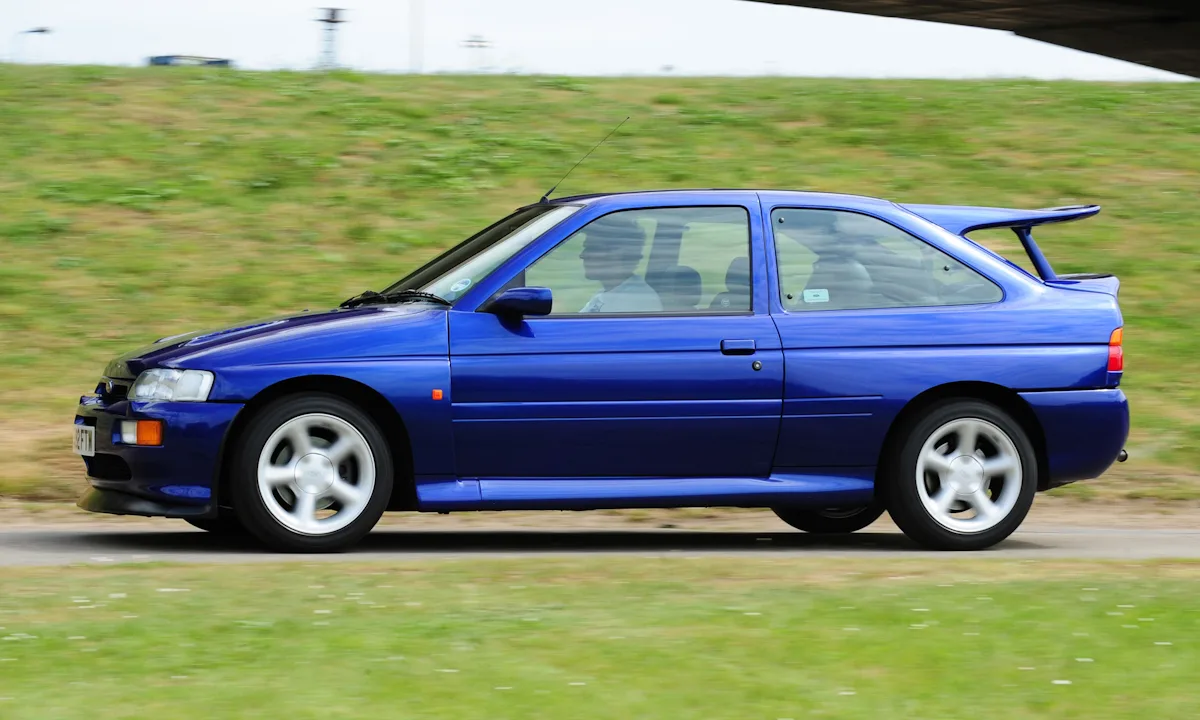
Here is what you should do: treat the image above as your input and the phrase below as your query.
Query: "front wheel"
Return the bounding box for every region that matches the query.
[885,399,1037,551]
[230,393,394,553]
[772,502,885,534]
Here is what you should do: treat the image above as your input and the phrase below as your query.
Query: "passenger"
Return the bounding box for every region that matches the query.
[577,216,662,313]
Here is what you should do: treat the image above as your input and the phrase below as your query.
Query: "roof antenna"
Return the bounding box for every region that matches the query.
[540,116,630,203]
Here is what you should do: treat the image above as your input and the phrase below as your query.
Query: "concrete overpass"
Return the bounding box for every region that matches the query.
[749,1,1199,77]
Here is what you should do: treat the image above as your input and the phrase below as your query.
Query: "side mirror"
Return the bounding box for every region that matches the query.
[483,286,553,318]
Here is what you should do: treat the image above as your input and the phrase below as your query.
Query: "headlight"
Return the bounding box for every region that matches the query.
[129,369,214,402]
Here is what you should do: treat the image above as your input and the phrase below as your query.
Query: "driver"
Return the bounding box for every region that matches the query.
[578,215,662,313]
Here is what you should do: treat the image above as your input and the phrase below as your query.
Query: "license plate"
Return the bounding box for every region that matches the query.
[74,425,96,457]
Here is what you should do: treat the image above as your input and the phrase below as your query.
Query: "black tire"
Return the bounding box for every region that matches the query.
[772,502,885,534]
[230,393,394,553]
[885,399,1037,551]
[185,515,248,535]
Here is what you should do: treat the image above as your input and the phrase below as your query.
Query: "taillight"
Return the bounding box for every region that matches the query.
[1107,327,1124,372]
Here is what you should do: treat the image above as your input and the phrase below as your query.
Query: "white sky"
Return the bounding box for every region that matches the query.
[3,0,1191,80]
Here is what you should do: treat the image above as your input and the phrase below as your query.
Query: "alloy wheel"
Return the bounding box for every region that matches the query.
[914,417,1022,534]
[256,412,376,536]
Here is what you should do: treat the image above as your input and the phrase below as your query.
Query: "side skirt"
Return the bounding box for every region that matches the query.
[415,469,875,511]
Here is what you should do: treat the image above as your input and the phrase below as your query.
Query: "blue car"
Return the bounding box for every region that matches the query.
[74,190,1129,552]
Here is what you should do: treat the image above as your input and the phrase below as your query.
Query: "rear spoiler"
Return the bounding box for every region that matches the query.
[901,203,1102,282]
[901,204,1100,235]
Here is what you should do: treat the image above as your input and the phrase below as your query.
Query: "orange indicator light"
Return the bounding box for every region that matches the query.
[137,420,163,446]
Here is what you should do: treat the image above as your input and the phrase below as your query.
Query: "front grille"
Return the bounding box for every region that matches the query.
[95,378,132,402]
[84,454,132,481]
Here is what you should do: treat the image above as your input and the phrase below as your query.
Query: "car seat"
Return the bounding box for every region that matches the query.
[802,255,874,309]
[648,264,703,311]
[708,257,751,310]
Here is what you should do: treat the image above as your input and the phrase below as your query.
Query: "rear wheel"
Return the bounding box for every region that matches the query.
[886,399,1037,551]
[230,393,393,553]
[772,502,885,534]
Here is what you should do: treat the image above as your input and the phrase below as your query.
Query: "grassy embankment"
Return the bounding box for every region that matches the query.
[1,66,1198,500]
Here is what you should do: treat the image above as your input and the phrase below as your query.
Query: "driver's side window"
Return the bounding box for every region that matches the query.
[526,207,751,315]
[525,213,655,314]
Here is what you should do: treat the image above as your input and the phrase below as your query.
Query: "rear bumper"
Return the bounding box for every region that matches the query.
[74,395,243,518]
[1020,388,1129,489]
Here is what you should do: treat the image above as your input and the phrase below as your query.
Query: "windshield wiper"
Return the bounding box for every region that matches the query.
[384,289,452,306]
[339,290,384,308]
[339,288,451,309]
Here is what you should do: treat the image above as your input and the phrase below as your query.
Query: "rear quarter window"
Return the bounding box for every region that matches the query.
[772,208,1003,311]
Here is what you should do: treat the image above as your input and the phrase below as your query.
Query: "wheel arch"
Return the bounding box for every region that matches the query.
[215,375,417,514]
[876,381,1050,492]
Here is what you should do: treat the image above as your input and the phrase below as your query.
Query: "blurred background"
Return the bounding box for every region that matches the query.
[2,1,1197,502]
[5,0,1193,78]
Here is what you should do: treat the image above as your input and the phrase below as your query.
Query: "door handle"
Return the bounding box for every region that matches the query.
[721,339,756,355]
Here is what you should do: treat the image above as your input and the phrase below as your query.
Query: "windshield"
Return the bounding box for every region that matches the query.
[385,204,580,304]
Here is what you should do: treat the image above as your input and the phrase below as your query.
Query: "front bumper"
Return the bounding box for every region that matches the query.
[1020,388,1130,489]
[74,394,243,518]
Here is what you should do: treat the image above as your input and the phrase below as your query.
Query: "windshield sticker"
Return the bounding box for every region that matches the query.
[449,278,472,293]
[803,289,830,303]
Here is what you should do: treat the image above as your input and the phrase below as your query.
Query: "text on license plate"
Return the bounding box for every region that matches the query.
[74,425,96,457]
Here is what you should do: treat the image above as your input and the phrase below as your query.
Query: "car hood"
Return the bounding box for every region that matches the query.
[104,304,449,379]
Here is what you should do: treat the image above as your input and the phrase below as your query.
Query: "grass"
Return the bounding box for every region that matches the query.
[1046,463,1200,502]
[0,557,1196,719]
[0,65,1199,498]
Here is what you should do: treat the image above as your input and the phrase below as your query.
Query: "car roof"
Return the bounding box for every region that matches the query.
[548,188,897,211]
[544,191,1102,238]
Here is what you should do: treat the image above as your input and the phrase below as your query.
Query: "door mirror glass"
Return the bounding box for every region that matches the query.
[483,287,553,318]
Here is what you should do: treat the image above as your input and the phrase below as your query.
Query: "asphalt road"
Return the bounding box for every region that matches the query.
[1,525,1198,566]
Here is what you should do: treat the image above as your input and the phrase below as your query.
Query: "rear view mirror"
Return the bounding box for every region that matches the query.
[483,287,553,318]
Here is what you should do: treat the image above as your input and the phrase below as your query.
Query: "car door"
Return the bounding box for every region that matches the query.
[764,202,1007,471]
[447,197,784,494]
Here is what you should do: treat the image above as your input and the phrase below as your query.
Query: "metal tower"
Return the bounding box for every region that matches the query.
[410,0,424,74]
[317,8,346,70]
[462,34,491,73]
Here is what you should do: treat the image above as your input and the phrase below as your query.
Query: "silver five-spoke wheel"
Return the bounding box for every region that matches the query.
[257,413,376,536]
[915,418,1021,534]
[886,399,1038,551]
[233,394,393,552]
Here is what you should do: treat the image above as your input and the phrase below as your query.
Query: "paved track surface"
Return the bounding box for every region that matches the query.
[1,525,1198,566]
